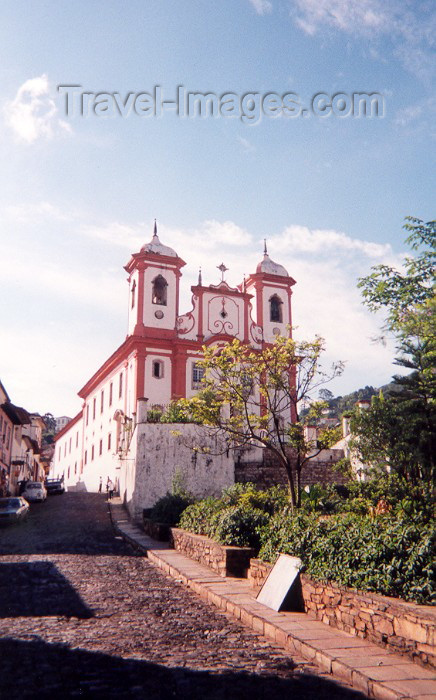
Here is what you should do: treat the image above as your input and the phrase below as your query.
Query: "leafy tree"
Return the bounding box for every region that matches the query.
[357,217,435,336]
[41,412,57,446]
[318,388,334,403]
[42,413,57,433]
[355,217,435,486]
[349,393,430,483]
[181,335,343,511]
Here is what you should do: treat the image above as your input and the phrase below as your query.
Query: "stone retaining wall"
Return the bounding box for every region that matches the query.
[248,558,436,669]
[170,528,255,578]
[235,447,348,489]
[142,517,170,542]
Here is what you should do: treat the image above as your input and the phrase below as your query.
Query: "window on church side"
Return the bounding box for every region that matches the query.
[119,372,123,399]
[152,275,168,306]
[152,360,163,379]
[192,363,204,390]
[270,295,283,323]
[131,280,136,309]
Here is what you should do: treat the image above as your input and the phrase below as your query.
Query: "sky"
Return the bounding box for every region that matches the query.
[0,0,434,417]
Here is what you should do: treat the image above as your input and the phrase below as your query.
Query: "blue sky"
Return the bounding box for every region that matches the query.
[0,0,434,416]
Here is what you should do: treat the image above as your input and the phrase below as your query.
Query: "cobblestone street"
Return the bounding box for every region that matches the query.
[0,493,365,699]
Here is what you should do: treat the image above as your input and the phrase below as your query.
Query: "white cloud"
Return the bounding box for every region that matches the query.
[293,0,387,35]
[5,200,77,224]
[202,220,253,246]
[3,74,72,143]
[394,96,436,136]
[270,224,392,259]
[0,248,123,310]
[237,135,256,152]
[248,0,273,16]
[291,0,435,82]
[81,221,144,250]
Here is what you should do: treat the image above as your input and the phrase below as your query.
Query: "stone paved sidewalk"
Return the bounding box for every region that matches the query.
[110,498,436,700]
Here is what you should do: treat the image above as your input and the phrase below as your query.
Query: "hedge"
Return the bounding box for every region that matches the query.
[258,510,435,604]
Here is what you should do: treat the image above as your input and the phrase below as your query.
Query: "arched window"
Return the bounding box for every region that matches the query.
[270,295,283,323]
[152,275,168,305]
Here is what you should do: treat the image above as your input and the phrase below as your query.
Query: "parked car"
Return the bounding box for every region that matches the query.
[22,481,47,502]
[0,497,29,525]
[44,478,65,495]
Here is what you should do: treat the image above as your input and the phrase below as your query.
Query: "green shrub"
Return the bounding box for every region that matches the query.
[220,482,288,514]
[147,408,163,423]
[160,400,195,423]
[178,498,222,536]
[259,510,435,604]
[149,492,193,526]
[210,505,269,549]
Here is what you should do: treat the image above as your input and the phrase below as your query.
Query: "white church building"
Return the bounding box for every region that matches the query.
[52,224,296,510]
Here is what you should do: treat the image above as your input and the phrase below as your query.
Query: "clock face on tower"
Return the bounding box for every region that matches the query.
[154,310,164,319]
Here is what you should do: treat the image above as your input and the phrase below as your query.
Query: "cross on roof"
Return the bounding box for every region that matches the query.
[217,262,228,282]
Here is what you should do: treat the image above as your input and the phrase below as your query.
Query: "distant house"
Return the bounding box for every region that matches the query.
[55,416,72,433]
[331,400,371,480]
[0,381,14,496]
[0,381,45,494]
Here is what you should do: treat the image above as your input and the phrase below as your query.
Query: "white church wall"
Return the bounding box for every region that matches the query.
[127,268,139,336]
[126,355,137,419]
[120,422,235,521]
[62,364,132,493]
[144,352,172,406]
[52,415,84,488]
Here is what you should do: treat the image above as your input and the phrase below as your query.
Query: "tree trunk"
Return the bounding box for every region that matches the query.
[281,456,297,511]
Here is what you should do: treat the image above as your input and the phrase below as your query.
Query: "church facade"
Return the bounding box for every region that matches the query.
[53,224,296,493]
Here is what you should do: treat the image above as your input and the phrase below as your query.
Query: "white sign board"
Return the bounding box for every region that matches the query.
[256,554,302,611]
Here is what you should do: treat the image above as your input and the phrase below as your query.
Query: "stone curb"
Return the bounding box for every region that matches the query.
[109,500,436,700]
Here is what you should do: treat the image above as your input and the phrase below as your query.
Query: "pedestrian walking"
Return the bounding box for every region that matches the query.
[98,477,102,493]
[107,478,114,500]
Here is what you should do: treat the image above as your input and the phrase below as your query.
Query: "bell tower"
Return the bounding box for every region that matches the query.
[124,222,186,339]
[245,241,296,344]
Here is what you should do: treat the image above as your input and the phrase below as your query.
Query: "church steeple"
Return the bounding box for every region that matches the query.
[124,222,186,339]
